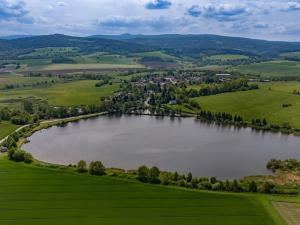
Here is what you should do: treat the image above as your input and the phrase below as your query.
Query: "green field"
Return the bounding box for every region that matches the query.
[0,121,19,140]
[133,51,177,61]
[193,82,300,128]
[208,54,249,61]
[0,80,119,107]
[235,61,300,77]
[75,52,139,65]
[280,51,300,60]
[0,73,61,89]
[0,157,281,225]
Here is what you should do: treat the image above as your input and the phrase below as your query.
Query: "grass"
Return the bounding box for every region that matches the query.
[0,157,280,225]
[0,80,119,107]
[28,63,144,71]
[193,82,300,128]
[0,121,19,140]
[133,51,177,61]
[0,73,61,89]
[75,53,139,65]
[235,60,300,77]
[207,54,249,61]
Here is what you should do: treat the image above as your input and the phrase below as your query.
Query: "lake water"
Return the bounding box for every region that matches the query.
[23,115,300,179]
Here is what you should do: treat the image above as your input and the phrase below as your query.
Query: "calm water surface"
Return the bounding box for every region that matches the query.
[23,115,300,179]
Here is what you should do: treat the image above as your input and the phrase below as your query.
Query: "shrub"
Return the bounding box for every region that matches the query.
[77,160,87,173]
[137,165,149,182]
[148,166,160,184]
[89,161,105,176]
[24,152,33,164]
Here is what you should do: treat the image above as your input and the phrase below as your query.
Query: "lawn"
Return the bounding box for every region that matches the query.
[0,121,19,140]
[207,54,249,61]
[133,51,177,61]
[193,82,300,128]
[0,80,119,107]
[0,157,280,225]
[235,61,300,77]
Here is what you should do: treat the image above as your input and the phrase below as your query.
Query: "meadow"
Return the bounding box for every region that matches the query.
[0,80,119,107]
[235,61,300,77]
[0,157,282,225]
[193,82,300,128]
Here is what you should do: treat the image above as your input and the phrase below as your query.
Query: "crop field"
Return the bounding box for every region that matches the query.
[0,121,19,140]
[0,157,279,225]
[235,61,300,77]
[0,80,119,107]
[193,82,300,128]
[207,54,249,61]
[273,202,300,225]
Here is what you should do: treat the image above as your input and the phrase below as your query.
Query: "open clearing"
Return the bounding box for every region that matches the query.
[0,80,119,107]
[0,157,278,225]
[193,82,300,128]
[235,61,300,77]
[273,202,300,225]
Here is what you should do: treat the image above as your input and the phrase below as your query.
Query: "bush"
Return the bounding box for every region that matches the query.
[148,166,160,184]
[89,161,105,176]
[77,160,87,173]
[137,165,149,182]
[24,152,33,164]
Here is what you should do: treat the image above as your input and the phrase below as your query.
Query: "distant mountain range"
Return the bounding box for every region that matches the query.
[1,34,300,59]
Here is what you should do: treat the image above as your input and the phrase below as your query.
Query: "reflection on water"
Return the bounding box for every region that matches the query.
[23,115,300,179]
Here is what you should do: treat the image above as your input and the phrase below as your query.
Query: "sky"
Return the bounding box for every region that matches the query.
[1,0,300,41]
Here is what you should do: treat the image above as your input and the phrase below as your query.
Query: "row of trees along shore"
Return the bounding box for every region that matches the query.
[196,110,298,134]
[70,160,298,196]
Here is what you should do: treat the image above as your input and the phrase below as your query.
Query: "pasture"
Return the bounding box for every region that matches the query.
[0,80,119,107]
[235,61,300,77]
[0,157,279,225]
[193,82,300,128]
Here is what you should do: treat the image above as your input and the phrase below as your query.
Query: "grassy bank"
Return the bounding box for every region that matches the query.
[0,157,283,225]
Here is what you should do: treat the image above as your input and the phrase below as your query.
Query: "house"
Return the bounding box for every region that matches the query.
[0,146,8,153]
[169,100,177,105]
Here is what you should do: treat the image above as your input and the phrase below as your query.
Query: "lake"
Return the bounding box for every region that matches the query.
[23,115,300,179]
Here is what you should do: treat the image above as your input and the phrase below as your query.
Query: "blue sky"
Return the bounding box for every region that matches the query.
[0,0,300,41]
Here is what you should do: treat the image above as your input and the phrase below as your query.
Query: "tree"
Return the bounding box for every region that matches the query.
[173,171,179,181]
[24,152,33,164]
[89,161,105,176]
[210,177,217,184]
[263,182,275,194]
[137,165,149,182]
[187,172,193,182]
[248,181,258,192]
[77,160,87,173]
[148,166,160,184]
